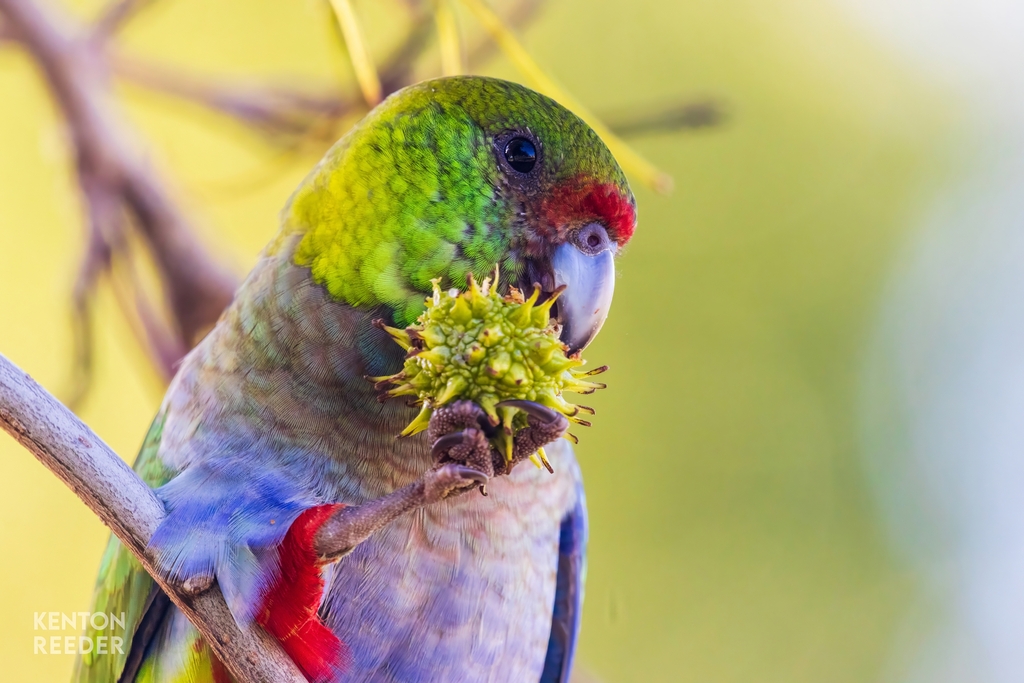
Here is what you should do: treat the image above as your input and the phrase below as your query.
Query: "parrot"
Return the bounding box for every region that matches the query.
[71,75,636,683]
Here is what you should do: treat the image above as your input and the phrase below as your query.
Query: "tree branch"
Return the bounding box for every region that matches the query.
[601,98,727,137]
[0,353,306,683]
[92,0,156,42]
[0,0,237,379]
[108,0,546,149]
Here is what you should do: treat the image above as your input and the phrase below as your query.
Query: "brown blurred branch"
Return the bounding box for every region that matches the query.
[112,57,356,149]
[104,0,720,163]
[602,98,728,137]
[0,0,238,397]
[110,0,546,149]
[1,2,709,678]
[92,0,156,42]
[3,0,716,403]
[0,353,306,683]
[2,0,545,398]
[64,175,119,409]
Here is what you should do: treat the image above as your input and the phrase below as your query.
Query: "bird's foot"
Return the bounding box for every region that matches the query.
[423,463,489,503]
[495,400,569,473]
[427,400,497,493]
[428,399,568,480]
[311,403,567,561]
[314,461,490,561]
[164,568,214,597]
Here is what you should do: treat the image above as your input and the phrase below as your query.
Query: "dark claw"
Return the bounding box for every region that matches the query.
[497,400,561,425]
[423,463,491,503]
[431,432,470,460]
[448,465,488,485]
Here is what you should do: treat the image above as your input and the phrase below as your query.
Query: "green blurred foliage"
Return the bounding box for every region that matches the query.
[0,0,954,680]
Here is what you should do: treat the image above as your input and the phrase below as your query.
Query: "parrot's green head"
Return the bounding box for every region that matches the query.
[282,76,636,353]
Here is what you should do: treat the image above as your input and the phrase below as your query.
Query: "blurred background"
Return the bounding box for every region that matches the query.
[1,0,1021,681]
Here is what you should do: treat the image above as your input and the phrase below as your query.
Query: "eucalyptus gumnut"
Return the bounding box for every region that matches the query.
[371,269,607,464]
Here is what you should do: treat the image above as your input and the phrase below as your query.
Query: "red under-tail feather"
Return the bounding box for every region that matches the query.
[256,504,350,683]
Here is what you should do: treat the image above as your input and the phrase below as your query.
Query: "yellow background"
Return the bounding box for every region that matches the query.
[0,0,953,680]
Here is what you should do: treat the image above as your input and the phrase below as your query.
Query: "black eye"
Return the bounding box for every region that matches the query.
[504,137,537,173]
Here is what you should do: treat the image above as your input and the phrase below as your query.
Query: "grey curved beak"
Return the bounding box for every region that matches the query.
[551,241,616,354]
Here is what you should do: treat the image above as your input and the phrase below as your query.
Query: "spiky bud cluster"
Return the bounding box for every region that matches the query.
[371,270,606,464]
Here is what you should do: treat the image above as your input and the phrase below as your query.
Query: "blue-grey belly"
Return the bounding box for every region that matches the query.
[322,449,578,683]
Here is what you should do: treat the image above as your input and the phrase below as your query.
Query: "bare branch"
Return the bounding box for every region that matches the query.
[463,0,544,67]
[92,0,156,41]
[0,353,306,683]
[110,249,189,379]
[112,56,353,148]
[0,0,237,363]
[107,0,544,148]
[63,175,119,410]
[328,0,382,106]
[603,98,728,138]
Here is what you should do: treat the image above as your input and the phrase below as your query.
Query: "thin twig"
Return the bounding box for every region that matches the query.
[112,56,353,147]
[111,247,189,379]
[64,175,120,410]
[463,0,543,67]
[602,99,727,138]
[328,0,382,106]
[435,0,464,76]
[0,353,306,683]
[0,0,237,377]
[458,0,672,193]
[92,0,156,42]
[108,0,543,148]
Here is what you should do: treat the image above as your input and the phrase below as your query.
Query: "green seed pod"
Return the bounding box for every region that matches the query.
[371,268,606,462]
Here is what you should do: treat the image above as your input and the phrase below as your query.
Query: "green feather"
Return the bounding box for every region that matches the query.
[278,76,627,326]
[71,413,178,683]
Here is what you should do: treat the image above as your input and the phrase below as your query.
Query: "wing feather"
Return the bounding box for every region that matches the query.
[72,414,179,683]
[539,484,588,683]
